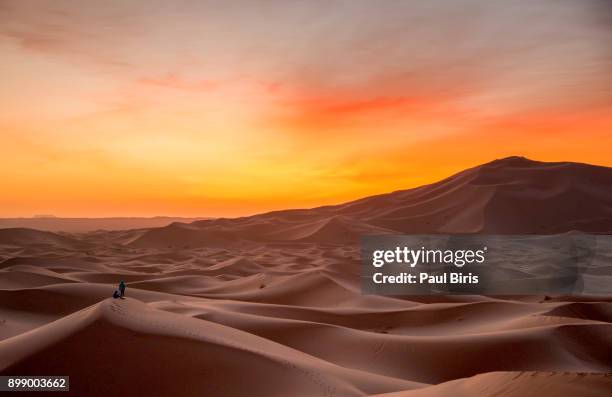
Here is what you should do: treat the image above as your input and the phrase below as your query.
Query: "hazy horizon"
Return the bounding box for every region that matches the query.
[0,155,609,219]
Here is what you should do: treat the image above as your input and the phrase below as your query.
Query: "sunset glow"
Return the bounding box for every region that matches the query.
[1,1,611,217]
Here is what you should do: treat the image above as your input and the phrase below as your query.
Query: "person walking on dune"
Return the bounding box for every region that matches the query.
[119,280,126,298]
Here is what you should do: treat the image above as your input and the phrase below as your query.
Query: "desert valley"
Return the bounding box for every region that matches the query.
[1,157,611,396]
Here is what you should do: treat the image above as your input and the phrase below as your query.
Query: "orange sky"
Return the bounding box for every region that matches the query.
[1,1,611,217]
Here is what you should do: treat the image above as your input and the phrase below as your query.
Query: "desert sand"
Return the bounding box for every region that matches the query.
[1,157,611,396]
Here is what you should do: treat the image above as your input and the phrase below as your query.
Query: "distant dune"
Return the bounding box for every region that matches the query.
[0,228,82,248]
[125,157,612,248]
[0,217,209,233]
[3,157,611,247]
[1,157,611,396]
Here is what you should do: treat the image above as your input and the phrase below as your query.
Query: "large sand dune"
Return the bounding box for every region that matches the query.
[1,157,611,396]
[126,157,612,248]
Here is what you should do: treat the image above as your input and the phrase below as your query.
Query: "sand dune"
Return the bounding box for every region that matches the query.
[128,223,251,249]
[263,216,396,244]
[1,298,422,397]
[1,157,611,396]
[370,372,612,397]
[114,157,612,248]
[0,228,82,248]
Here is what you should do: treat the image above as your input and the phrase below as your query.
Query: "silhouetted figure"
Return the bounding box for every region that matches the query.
[119,281,126,298]
[112,290,120,299]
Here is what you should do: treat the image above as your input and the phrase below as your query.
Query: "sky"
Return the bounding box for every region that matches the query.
[1,0,611,217]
